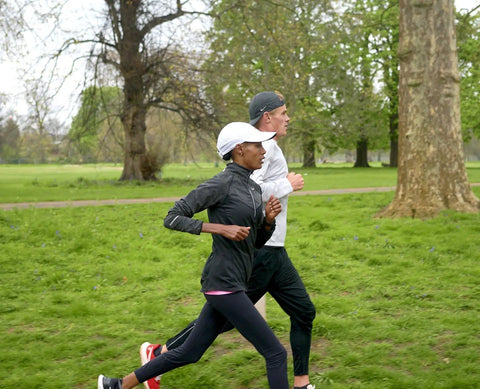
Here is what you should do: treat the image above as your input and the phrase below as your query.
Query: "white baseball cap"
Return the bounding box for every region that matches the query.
[217,122,276,159]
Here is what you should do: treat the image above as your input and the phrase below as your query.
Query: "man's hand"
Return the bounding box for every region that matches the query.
[287,172,304,191]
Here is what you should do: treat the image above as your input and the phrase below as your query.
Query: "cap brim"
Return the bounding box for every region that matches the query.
[249,115,262,126]
[246,131,276,143]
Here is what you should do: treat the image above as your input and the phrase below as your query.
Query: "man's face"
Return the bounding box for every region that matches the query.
[266,104,289,138]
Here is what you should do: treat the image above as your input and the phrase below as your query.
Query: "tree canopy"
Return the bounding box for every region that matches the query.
[1,0,479,181]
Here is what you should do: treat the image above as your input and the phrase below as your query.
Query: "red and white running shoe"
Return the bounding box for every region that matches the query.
[139,342,162,389]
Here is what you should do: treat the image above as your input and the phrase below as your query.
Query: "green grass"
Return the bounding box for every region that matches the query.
[2,162,480,203]
[1,164,480,388]
[0,163,225,203]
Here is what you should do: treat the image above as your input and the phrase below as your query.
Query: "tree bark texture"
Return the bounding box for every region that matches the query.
[378,0,479,218]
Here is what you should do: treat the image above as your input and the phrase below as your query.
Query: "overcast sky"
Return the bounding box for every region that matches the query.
[1,0,478,127]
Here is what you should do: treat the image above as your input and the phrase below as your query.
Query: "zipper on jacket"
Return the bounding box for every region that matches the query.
[248,185,257,218]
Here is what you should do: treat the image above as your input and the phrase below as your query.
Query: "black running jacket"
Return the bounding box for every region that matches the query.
[164,163,275,292]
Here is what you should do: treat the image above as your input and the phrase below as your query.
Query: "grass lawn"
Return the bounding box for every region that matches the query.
[1,164,480,388]
[2,162,480,204]
[0,163,223,203]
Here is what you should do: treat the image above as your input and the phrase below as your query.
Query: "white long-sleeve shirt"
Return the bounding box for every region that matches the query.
[251,139,293,247]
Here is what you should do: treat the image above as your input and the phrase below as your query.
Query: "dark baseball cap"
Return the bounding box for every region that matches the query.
[249,92,285,126]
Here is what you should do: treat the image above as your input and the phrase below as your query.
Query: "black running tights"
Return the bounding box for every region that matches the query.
[134,291,288,389]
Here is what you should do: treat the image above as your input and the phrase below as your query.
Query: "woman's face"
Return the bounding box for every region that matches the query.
[237,142,266,170]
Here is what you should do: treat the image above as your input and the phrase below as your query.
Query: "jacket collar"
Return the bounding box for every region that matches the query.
[226,162,253,178]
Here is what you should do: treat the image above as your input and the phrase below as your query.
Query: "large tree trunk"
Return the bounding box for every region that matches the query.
[118,1,148,181]
[378,0,479,218]
[100,0,192,180]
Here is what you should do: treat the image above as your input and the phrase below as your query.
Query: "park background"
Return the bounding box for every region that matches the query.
[0,0,479,171]
[1,0,480,388]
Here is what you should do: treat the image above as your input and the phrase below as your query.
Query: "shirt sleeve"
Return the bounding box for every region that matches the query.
[251,147,293,202]
[164,175,227,235]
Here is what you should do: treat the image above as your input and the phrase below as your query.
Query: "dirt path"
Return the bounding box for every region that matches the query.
[2,184,479,211]
[0,187,397,211]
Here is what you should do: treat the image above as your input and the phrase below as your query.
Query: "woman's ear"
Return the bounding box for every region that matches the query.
[231,144,244,159]
[237,144,244,156]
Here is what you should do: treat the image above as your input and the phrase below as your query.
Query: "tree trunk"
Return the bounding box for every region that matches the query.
[302,138,316,168]
[100,0,192,180]
[119,83,148,181]
[383,25,399,169]
[119,103,147,181]
[118,1,148,181]
[354,136,370,168]
[377,0,479,218]
[388,137,398,168]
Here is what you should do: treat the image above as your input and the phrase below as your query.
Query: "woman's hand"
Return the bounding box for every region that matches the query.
[265,195,281,223]
[202,222,251,241]
[220,225,251,241]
